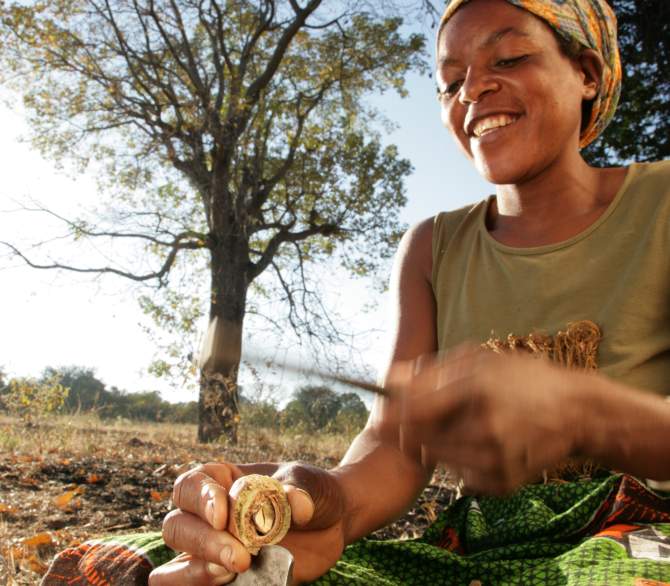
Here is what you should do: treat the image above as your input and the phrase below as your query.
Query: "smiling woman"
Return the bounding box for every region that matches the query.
[42,1,670,585]
[436,0,609,185]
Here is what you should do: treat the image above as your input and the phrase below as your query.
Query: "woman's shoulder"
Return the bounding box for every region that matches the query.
[626,159,670,188]
[395,217,435,282]
[615,160,670,216]
[433,200,487,252]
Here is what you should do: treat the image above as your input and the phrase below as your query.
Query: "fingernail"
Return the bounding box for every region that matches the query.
[292,487,313,505]
[207,562,232,577]
[206,498,215,526]
[220,545,233,570]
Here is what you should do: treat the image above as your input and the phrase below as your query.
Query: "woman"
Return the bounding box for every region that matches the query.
[43,0,670,584]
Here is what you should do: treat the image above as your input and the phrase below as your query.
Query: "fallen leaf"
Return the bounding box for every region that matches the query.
[22,533,54,547]
[0,503,17,514]
[23,554,48,574]
[86,473,103,484]
[150,490,169,502]
[54,490,82,509]
[9,545,26,560]
[19,477,40,487]
[17,455,41,463]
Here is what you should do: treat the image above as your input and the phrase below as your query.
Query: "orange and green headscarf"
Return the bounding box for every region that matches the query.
[438,0,622,148]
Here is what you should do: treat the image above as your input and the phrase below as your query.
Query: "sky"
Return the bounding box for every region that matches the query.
[0,28,492,405]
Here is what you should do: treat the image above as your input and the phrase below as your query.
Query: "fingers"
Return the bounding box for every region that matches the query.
[273,462,345,531]
[173,463,241,531]
[162,509,251,574]
[403,352,483,424]
[385,345,483,427]
[284,484,315,527]
[148,553,236,586]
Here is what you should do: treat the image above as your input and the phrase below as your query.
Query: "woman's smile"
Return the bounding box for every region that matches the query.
[471,113,520,138]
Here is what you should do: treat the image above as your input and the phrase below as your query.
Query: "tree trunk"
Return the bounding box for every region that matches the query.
[197,246,249,444]
[198,325,242,444]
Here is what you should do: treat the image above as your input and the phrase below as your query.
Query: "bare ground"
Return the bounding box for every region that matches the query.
[0,416,457,585]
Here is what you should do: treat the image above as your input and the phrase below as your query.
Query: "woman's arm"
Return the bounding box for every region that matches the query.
[577,374,670,481]
[378,343,670,496]
[332,216,439,544]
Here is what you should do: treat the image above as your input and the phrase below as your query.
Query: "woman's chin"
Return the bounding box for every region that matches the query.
[473,157,531,185]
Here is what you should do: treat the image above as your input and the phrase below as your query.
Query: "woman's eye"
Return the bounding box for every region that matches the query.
[496,55,528,68]
[437,80,463,99]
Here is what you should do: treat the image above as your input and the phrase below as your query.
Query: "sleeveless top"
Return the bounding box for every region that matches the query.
[431,160,670,397]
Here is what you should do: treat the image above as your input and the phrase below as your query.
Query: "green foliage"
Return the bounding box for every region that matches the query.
[42,366,105,412]
[281,385,369,433]
[18,365,201,423]
[329,392,369,433]
[0,374,69,423]
[0,365,368,434]
[584,0,669,164]
[240,399,281,431]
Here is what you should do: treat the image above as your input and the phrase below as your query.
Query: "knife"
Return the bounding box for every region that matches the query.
[233,545,295,586]
[199,317,389,397]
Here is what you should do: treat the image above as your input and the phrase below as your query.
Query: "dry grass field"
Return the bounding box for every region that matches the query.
[0,414,456,585]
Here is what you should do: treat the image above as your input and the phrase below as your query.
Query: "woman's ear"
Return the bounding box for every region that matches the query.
[577,48,604,100]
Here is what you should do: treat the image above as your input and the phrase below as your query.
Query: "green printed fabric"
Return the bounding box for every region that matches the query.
[42,474,670,586]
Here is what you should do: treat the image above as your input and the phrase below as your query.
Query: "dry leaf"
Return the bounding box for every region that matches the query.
[19,477,40,487]
[54,490,81,509]
[0,503,17,514]
[17,455,41,463]
[150,490,169,502]
[86,473,103,484]
[10,544,26,560]
[23,554,49,574]
[22,533,54,547]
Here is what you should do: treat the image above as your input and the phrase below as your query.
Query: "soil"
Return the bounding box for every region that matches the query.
[0,420,457,585]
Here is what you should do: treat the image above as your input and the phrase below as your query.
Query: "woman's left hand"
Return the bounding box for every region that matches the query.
[383,345,589,495]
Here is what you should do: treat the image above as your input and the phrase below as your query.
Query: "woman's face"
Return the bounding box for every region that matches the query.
[436,0,596,185]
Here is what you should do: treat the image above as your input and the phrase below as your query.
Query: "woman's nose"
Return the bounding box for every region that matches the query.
[458,68,500,104]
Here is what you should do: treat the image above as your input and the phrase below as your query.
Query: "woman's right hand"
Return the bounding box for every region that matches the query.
[148,461,346,585]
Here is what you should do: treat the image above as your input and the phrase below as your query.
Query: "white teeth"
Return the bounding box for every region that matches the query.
[472,114,517,138]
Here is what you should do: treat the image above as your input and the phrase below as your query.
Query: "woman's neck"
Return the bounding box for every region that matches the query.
[487,157,628,248]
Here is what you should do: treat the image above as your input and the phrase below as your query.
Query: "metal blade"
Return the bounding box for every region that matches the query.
[199,317,388,397]
[243,352,389,397]
[233,545,295,586]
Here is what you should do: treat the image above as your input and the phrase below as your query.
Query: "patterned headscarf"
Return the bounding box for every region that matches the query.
[438,0,621,148]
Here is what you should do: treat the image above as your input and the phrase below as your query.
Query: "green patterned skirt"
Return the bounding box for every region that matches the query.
[42,474,670,585]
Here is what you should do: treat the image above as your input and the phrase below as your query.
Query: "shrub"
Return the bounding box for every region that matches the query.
[240,400,281,431]
[281,386,369,433]
[1,374,69,424]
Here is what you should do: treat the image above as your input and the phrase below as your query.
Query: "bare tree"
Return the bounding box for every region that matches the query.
[0,0,428,442]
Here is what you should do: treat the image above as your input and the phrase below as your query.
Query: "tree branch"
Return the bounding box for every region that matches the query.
[244,0,321,104]
[1,236,202,285]
[249,220,337,281]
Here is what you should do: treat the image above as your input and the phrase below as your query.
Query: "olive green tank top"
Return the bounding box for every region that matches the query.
[431,160,670,396]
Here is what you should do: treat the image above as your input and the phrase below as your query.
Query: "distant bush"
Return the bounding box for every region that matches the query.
[0,366,370,434]
[280,386,369,434]
[240,400,281,431]
[0,374,69,424]
[34,366,200,424]
[327,393,369,434]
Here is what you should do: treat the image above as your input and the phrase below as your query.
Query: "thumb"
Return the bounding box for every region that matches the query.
[273,462,345,531]
[283,484,315,526]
